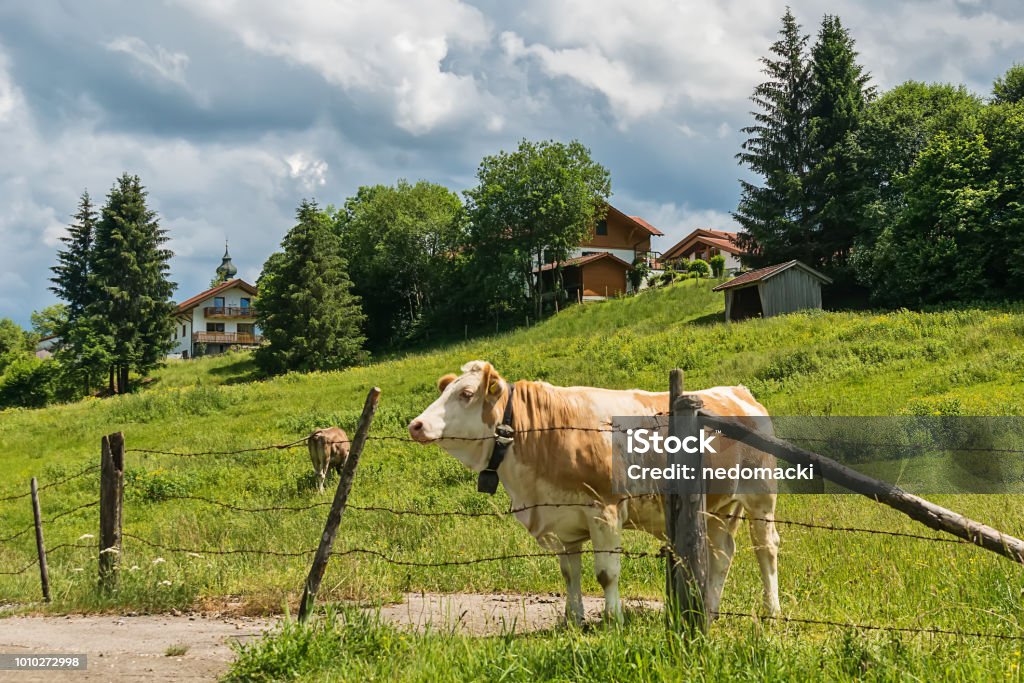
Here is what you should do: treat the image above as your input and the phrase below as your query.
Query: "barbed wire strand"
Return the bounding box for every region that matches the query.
[714,610,1024,642]
[0,465,100,504]
[0,542,94,576]
[0,499,101,545]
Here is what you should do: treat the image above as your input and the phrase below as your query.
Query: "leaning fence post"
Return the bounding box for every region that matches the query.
[298,386,381,623]
[99,432,125,592]
[30,478,50,602]
[665,370,708,633]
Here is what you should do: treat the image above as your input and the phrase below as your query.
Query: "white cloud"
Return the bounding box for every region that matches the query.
[173,0,494,133]
[0,48,24,123]
[105,36,191,86]
[618,195,739,250]
[285,152,328,190]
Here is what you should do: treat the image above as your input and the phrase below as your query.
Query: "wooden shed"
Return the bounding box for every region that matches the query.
[712,260,832,322]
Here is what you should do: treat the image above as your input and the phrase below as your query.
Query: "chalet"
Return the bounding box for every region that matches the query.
[170,244,261,358]
[662,228,743,274]
[533,203,664,300]
[712,259,832,322]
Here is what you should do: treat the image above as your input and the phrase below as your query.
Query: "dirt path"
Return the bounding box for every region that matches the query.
[0,593,660,681]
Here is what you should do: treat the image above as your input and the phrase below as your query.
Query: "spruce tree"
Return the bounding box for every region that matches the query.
[50,191,96,320]
[87,174,176,393]
[734,8,813,267]
[49,191,108,393]
[255,199,367,375]
[805,15,872,279]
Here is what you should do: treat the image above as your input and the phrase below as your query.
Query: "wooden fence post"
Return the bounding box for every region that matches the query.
[99,432,125,592]
[665,369,708,633]
[299,386,381,622]
[30,478,50,602]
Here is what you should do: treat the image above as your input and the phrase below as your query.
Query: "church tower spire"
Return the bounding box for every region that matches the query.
[216,240,237,282]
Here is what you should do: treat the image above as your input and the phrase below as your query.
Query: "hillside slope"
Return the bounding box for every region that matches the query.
[1,281,1022,675]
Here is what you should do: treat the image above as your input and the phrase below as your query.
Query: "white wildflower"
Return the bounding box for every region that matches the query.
[78,534,94,540]
[159,580,172,587]
[152,557,165,565]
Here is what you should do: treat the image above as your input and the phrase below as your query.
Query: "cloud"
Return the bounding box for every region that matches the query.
[105,35,190,86]
[285,152,328,190]
[173,0,495,133]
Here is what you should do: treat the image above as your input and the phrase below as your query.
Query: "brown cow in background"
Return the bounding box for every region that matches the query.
[308,427,350,493]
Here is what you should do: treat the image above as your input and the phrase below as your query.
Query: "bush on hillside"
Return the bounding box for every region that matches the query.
[709,254,726,277]
[688,259,711,278]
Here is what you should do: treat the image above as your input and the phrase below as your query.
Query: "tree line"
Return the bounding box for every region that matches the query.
[736,8,1024,306]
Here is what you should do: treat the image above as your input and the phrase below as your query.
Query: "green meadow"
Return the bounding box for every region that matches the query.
[2,279,1023,680]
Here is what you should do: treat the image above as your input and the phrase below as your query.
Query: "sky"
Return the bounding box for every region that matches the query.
[1,0,1022,326]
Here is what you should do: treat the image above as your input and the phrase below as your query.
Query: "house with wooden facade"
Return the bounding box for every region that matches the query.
[533,203,664,300]
[170,245,261,358]
[661,228,743,274]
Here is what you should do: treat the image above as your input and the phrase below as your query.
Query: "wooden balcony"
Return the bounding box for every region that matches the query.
[192,332,263,345]
[204,306,256,318]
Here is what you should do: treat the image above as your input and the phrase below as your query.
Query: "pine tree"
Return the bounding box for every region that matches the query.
[255,199,367,375]
[734,8,812,267]
[50,191,96,320]
[805,15,873,278]
[49,191,107,393]
[87,174,176,394]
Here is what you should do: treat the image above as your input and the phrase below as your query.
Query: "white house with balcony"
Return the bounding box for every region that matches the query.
[170,245,262,358]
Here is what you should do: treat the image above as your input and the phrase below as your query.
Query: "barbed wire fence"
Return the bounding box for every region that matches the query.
[2,383,1024,644]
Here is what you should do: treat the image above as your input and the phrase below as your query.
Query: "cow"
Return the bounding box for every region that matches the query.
[308,427,351,493]
[407,360,780,624]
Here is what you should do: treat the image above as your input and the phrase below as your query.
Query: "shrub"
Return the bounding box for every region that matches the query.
[709,254,726,277]
[0,355,59,408]
[688,259,711,278]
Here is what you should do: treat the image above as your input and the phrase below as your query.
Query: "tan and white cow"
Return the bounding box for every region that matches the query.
[408,360,780,623]
[308,426,351,493]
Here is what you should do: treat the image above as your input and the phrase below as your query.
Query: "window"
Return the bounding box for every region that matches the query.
[240,297,250,308]
[182,324,186,337]
[595,219,608,236]
[237,323,255,336]
[206,322,225,333]
[213,296,225,308]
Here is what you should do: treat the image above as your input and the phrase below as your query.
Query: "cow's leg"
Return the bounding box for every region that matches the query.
[588,505,625,621]
[744,496,781,616]
[705,504,742,617]
[556,541,584,625]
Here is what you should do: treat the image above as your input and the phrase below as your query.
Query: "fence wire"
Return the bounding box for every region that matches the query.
[0,542,95,576]
[0,465,100,504]
[0,499,100,546]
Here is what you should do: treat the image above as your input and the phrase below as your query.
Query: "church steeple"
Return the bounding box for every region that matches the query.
[216,241,237,282]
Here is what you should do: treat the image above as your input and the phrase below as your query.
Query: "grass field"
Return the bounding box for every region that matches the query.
[2,279,1023,680]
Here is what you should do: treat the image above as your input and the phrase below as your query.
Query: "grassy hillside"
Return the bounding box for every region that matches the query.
[2,280,1023,679]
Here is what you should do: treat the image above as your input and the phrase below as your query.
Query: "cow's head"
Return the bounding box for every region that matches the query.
[407,360,510,472]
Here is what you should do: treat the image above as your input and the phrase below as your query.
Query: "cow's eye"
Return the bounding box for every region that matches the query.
[460,389,474,400]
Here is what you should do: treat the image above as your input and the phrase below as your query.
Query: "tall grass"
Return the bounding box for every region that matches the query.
[1,281,1023,678]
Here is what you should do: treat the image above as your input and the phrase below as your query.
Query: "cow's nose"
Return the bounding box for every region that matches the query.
[408,420,425,441]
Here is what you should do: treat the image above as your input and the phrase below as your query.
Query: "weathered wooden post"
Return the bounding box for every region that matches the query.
[299,386,381,622]
[30,478,50,602]
[99,432,125,592]
[665,369,708,632]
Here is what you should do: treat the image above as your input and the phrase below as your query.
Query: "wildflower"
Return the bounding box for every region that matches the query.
[152,557,166,565]
[186,552,202,558]
[71,567,83,572]
[129,565,140,572]
[159,580,172,587]
[78,534,94,541]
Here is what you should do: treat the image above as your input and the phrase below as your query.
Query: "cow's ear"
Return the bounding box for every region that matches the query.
[437,374,457,393]
[488,381,502,397]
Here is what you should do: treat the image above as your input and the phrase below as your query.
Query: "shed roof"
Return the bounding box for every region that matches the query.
[712,260,832,291]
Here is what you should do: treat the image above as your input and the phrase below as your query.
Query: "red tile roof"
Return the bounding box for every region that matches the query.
[626,215,664,236]
[662,228,742,259]
[175,278,258,313]
[533,251,633,273]
[712,260,832,291]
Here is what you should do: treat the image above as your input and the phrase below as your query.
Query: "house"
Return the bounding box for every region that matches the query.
[34,334,60,358]
[532,203,664,300]
[712,259,832,322]
[662,228,744,275]
[170,244,261,358]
